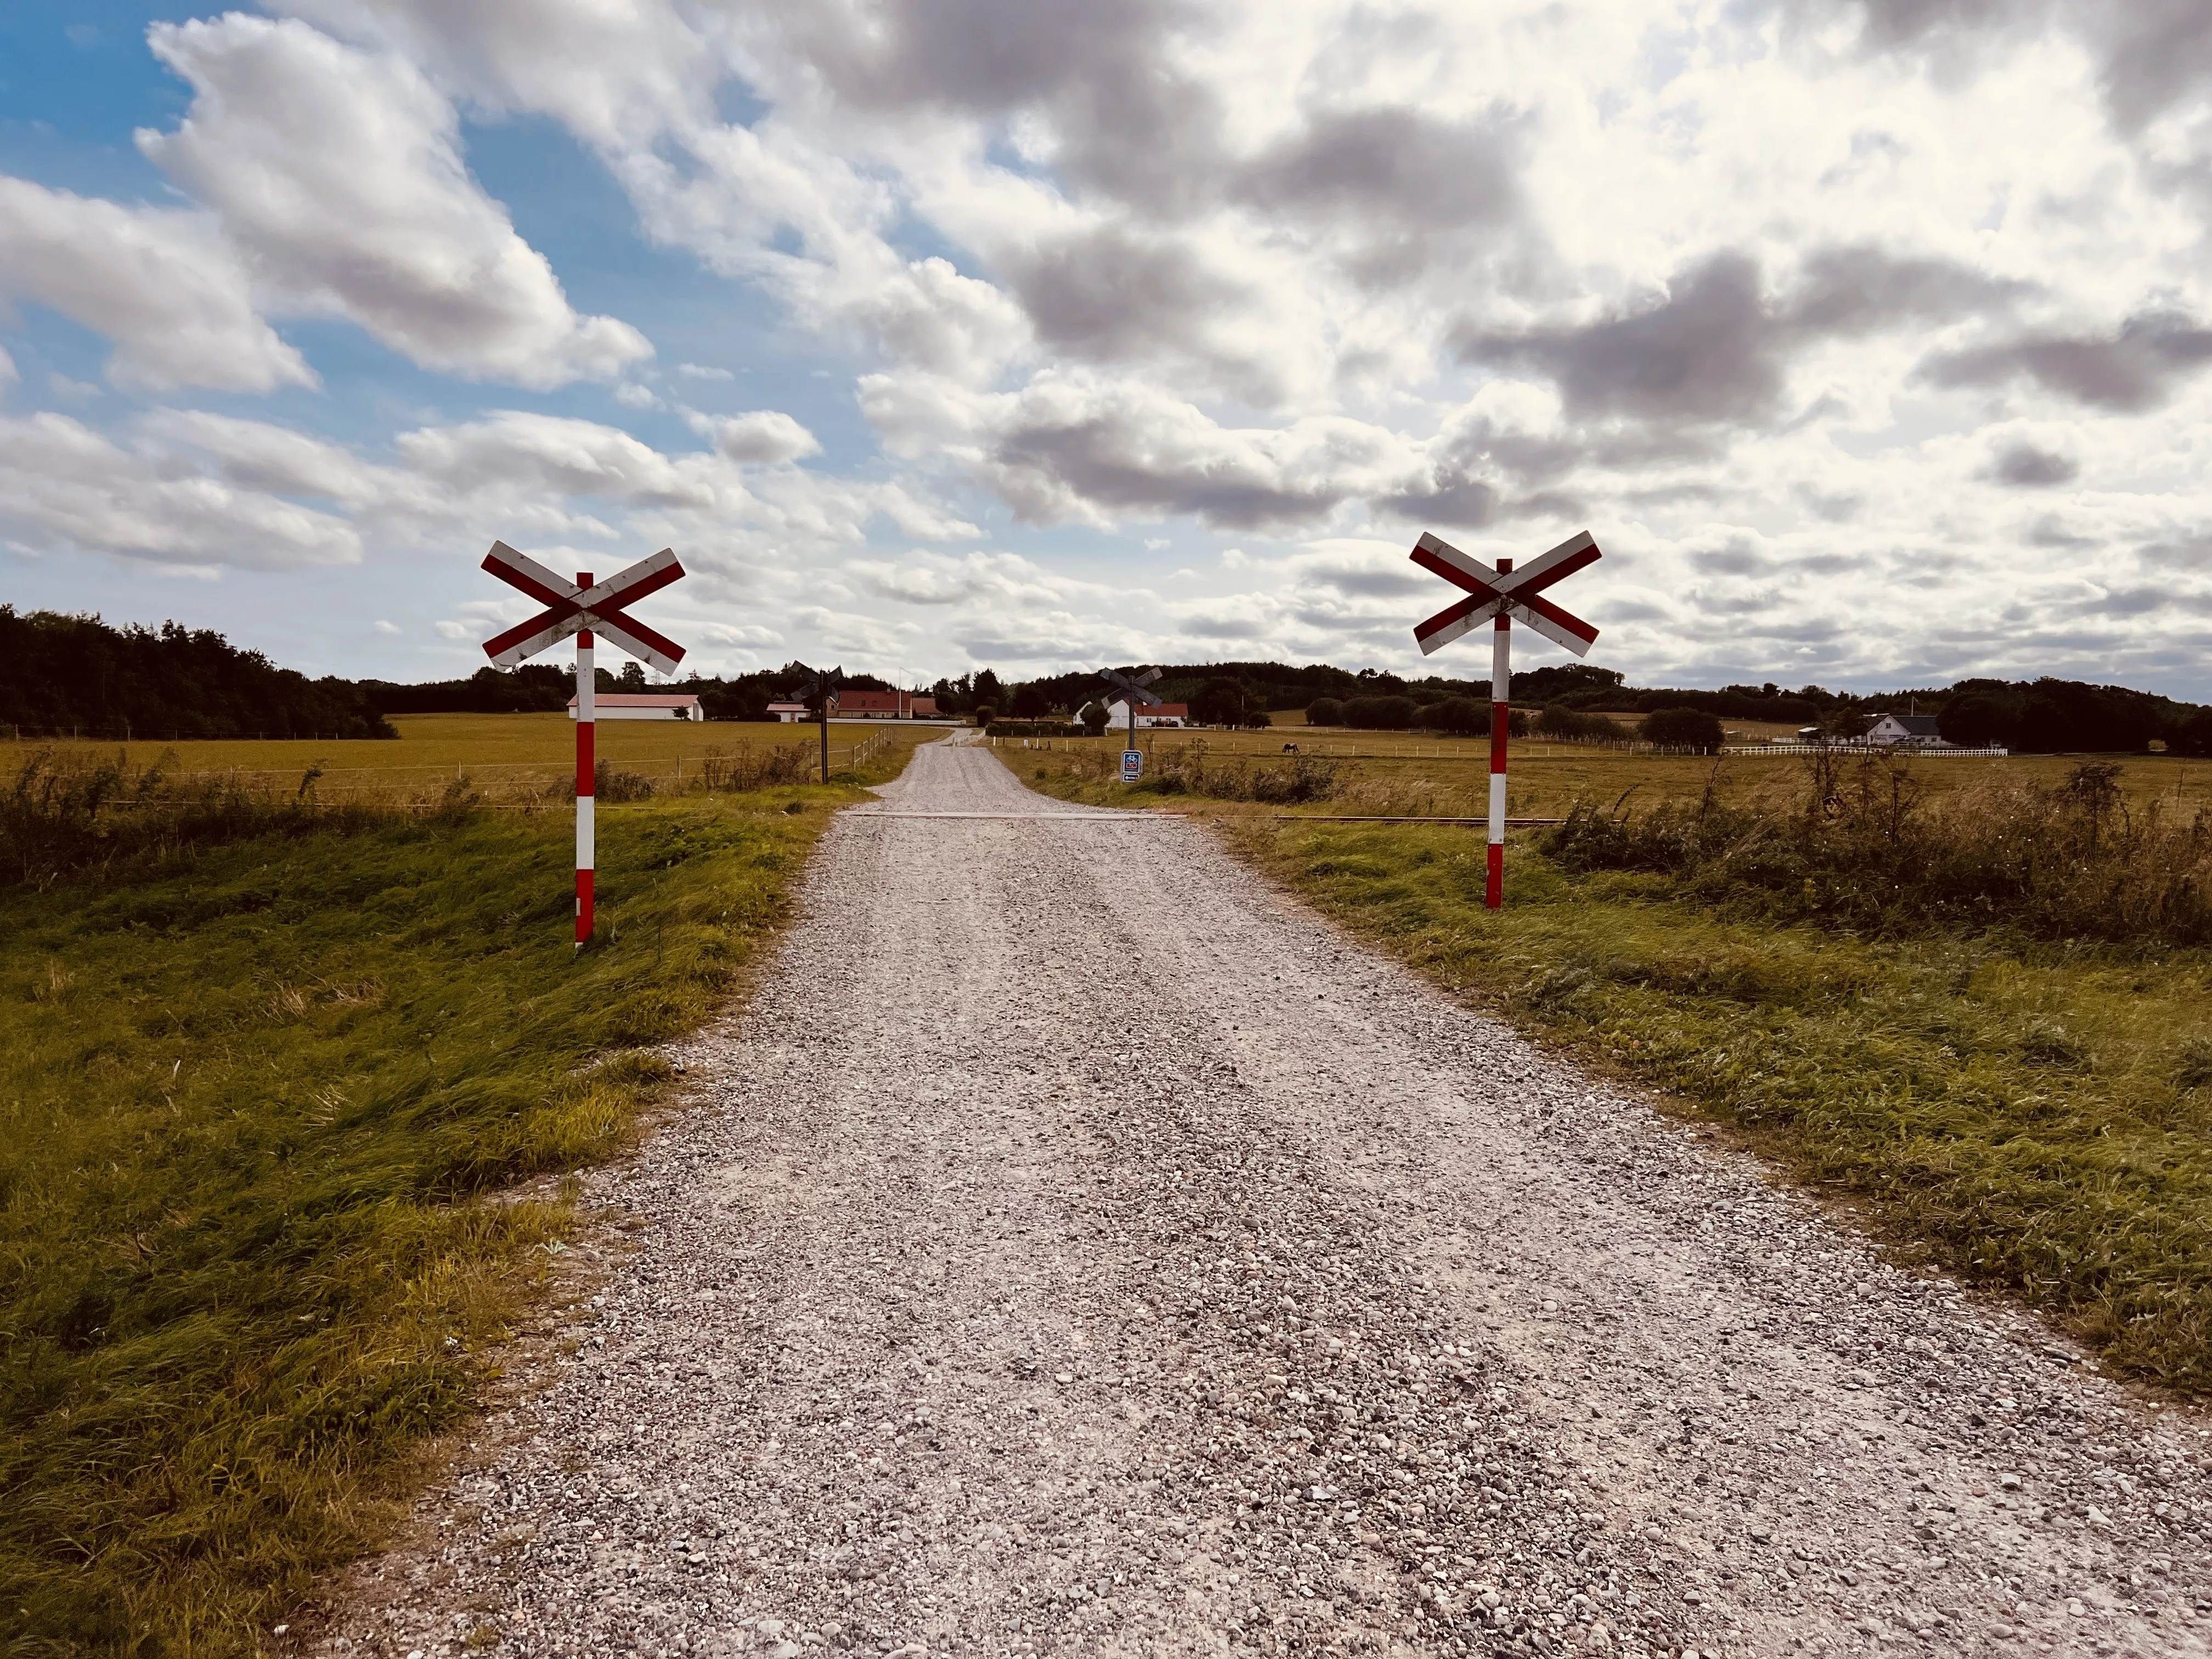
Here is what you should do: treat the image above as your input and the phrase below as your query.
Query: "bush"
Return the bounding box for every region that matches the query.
[1639,707,1725,751]
[1417,697,1485,735]
[984,720,1080,738]
[1307,697,1345,726]
[1077,702,1110,737]
[694,744,813,791]
[1543,756,2212,947]
[972,704,996,727]
[1070,742,1339,803]
[1343,695,1417,730]
[1536,704,1622,742]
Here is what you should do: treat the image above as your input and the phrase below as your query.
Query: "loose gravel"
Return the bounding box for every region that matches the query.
[308,738,2212,1659]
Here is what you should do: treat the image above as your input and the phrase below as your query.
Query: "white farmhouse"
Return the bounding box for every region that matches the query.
[1864,713,1944,747]
[1103,699,1190,730]
[567,692,702,721]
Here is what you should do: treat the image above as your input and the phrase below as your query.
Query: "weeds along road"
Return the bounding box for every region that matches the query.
[323,737,2212,1659]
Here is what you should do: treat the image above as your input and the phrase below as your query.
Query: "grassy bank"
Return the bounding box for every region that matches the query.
[0,756,888,1654]
[1014,746,2212,1396]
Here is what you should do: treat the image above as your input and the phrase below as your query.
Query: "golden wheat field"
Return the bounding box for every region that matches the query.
[0,714,943,800]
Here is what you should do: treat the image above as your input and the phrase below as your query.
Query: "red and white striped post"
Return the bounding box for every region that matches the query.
[478,541,688,949]
[1409,529,1603,911]
[1486,558,1511,909]
[574,571,595,946]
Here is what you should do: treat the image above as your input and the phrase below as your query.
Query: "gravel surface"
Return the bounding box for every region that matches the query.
[310,738,2212,1659]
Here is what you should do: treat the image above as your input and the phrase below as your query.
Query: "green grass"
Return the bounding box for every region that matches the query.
[1226,817,2212,1395]
[0,780,860,1655]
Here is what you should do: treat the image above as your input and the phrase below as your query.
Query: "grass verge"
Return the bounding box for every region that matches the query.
[1,766,878,1656]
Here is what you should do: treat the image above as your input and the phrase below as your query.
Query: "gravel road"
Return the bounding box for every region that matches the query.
[315,737,2212,1659]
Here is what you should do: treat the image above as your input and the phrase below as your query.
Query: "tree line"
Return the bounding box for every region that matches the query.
[8,609,2208,758]
[0,608,395,741]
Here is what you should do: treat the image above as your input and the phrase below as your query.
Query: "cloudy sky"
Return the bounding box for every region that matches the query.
[3,2,2211,695]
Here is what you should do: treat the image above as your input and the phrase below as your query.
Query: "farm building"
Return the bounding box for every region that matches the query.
[836,689,939,718]
[1104,699,1191,729]
[567,692,701,721]
[1864,713,1944,747]
[767,701,812,722]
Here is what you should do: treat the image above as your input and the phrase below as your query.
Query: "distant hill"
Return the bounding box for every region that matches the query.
[0,608,394,742]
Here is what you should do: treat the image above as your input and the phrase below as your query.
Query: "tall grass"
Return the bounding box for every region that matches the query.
[0,750,414,889]
[1064,740,1341,803]
[0,752,851,1655]
[1545,754,2212,945]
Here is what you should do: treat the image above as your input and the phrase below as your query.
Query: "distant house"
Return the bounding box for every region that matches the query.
[1103,699,1190,729]
[1865,713,1944,747]
[766,701,812,723]
[567,692,701,721]
[835,689,939,719]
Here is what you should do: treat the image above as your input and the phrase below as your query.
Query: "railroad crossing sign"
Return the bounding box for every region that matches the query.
[1409,528,1602,910]
[481,541,689,947]
[482,542,687,676]
[1121,750,1143,782]
[1098,665,1162,758]
[792,662,844,784]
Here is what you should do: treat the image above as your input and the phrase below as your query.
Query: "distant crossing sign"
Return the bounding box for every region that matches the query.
[1409,528,1602,910]
[792,661,844,785]
[481,540,689,946]
[1098,664,1162,761]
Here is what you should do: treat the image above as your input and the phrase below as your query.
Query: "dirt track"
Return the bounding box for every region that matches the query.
[319,737,2212,1659]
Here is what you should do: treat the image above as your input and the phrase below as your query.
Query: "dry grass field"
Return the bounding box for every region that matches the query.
[1001,726,2212,819]
[0,713,939,802]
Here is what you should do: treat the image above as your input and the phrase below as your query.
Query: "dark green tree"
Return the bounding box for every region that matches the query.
[1192,678,1248,726]
[1640,707,1725,751]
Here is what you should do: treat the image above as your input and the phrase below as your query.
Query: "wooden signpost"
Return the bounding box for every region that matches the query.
[792,663,844,784]
[480,540,689,946]
[1410,529,1602,909]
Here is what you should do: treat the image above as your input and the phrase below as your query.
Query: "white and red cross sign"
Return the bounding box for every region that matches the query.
[481,541,688,676]
[481,541,689,947]
[1409,528,1602,910]
[1410,529,1600,659]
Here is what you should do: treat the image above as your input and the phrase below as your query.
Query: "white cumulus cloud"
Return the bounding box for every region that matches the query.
[140,14,651,388]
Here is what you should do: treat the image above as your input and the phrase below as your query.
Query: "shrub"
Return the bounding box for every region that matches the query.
[1069,742,1339,803]
[1639,707,1725,751]
[972,704,996,727]
[1417,697,1485,735]
[1307,697,1345,726]
[1536,704,1622,742]
[984,720,1080,738]
[1543,756,2212,947]
[695,744,813,791]
[593,761,656,803]
[1342,695,1417,730]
